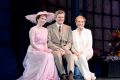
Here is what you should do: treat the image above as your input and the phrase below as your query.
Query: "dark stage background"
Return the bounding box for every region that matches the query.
[0,0,120,80]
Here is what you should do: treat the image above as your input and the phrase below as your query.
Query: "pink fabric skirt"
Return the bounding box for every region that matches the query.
[17,46,59,80]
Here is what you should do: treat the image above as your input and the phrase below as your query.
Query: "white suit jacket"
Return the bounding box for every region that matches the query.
[72,28,93,60]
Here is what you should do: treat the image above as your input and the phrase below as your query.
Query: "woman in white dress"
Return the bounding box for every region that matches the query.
[72,15,96,80]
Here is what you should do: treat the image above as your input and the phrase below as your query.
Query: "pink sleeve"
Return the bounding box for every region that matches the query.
[29,27,40,50]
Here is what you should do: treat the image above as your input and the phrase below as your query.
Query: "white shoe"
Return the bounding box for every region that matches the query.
[84,77,91,80]
[91,73,96,80]
[84,76,91,80]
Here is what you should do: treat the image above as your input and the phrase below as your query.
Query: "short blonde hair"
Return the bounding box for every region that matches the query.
[55,10,65,18]
[75,15,86,22]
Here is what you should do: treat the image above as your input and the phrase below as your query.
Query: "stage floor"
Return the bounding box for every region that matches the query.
[96,78,120,80]
[74,78,120,80]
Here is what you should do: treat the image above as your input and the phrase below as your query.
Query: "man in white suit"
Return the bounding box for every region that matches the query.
[71,15,96,80]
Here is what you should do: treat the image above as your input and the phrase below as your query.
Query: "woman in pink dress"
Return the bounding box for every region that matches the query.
[17,11,59,80]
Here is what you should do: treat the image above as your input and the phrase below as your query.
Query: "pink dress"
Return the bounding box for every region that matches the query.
[18,26,59,80]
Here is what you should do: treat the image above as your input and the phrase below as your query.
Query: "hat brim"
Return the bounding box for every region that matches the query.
[25,11,55,24]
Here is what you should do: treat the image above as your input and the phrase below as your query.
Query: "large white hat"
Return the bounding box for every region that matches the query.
[25,11,55,23]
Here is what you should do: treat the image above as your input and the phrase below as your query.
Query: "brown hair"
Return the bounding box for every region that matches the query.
[36,14,47,23]
[55,10,65,18]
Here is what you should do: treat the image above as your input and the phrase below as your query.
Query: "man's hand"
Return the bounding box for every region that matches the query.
[62,46,69,50]
[57,48,65,55]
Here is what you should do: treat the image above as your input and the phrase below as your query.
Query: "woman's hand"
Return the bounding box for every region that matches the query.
[47,49,53,53]
[74,51,80,58]
[44,48,52,53]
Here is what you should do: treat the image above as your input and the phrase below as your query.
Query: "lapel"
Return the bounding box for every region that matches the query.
[61,24,68,39]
